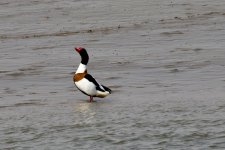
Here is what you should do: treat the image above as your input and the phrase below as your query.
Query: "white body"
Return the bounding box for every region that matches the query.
[75,63,110,98]
[75,78,97,96]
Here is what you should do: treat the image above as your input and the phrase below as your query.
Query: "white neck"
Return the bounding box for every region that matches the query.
[76,63,87,73]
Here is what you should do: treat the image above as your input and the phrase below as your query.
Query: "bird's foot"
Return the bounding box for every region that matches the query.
[89,96,93,102]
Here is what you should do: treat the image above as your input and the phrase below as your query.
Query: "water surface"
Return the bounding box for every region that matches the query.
[1,0,225,149]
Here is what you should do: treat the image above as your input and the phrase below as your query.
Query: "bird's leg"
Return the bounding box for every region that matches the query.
[89,96,93,102]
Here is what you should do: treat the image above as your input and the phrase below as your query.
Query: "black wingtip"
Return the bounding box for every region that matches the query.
[102,85,112,94]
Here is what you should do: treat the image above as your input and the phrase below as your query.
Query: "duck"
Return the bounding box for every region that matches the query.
[73,47,111,102]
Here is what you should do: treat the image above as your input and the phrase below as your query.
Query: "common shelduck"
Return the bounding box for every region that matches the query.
[73,47,111,102]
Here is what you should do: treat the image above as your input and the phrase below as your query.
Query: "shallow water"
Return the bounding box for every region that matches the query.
[1,0,225,149]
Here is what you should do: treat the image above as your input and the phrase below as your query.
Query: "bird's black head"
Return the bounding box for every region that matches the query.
[75,47,89,65]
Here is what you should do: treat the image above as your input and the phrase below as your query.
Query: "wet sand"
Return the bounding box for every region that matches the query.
[1,0,225,149]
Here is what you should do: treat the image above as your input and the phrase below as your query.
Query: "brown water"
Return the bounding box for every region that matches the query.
[1,0,225,149]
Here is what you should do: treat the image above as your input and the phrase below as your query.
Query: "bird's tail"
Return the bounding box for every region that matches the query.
[102,85,112,94]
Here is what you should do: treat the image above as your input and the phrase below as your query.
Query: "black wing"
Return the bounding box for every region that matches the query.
[84,74,105,92]
[101,85,112,94]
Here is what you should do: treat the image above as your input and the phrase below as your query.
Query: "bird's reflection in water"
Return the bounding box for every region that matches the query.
[73,102,97,126]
